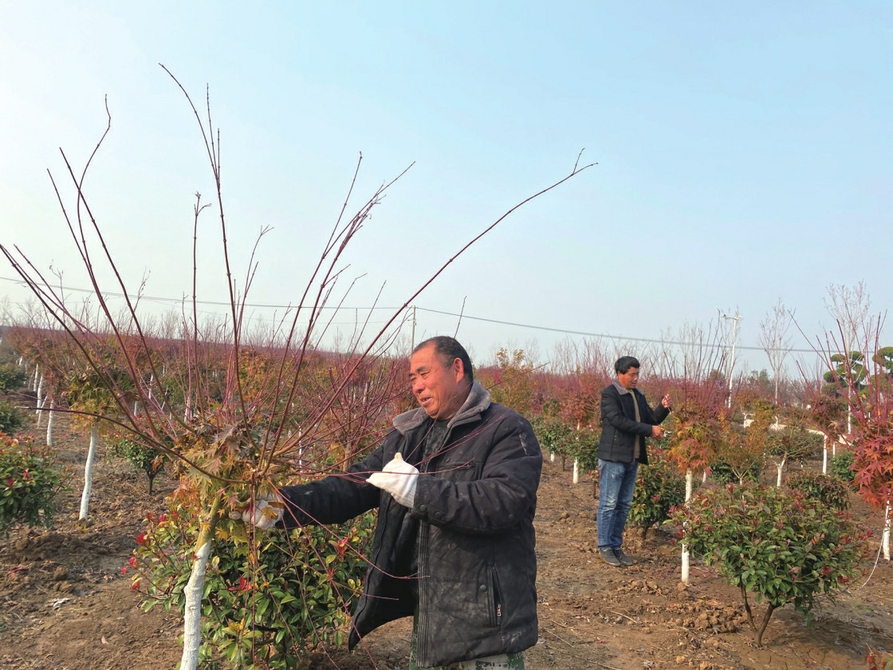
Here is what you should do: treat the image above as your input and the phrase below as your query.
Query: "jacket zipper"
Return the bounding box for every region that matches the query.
[488,565,502,627]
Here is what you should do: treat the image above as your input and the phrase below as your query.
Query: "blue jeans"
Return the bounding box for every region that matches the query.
[597,458,639,550]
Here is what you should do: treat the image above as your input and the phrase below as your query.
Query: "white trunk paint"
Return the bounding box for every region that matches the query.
[550,452,555,463]
[822,436,828,475]
[681,469,694,585]
[884,503,891,562]
[572,459,579,484]
[78,424,98,521]
[46,402,54,447]
[776,458,785,487]
[179,539,212,670]
[35,374,45,426]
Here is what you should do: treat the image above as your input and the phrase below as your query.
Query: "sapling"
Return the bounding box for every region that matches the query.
[673,483,866,646]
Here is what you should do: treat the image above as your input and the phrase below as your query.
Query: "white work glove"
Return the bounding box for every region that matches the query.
[367,452,419,508]
[240,493,285,530]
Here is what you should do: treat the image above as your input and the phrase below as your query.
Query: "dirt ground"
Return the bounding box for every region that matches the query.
[3,414,893,670]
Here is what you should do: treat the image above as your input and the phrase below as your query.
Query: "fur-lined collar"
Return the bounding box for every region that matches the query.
[392,380,491,435]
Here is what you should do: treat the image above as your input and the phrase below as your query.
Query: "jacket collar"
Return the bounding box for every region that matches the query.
[613,379,635,396]
[392,380,491,435]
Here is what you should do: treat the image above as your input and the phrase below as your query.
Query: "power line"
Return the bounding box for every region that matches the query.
[0,274,819,354]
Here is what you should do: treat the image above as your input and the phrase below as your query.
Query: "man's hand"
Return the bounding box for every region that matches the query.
[651,425,665,439]
[367,452,419,508]
[661,394,672,410]
[240,493,285,530]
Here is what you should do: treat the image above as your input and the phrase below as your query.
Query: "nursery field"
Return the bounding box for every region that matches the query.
[2,414,893,670]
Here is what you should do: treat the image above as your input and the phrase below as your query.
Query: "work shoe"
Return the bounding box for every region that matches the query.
[599,547,621,567]
[613,548,634,566]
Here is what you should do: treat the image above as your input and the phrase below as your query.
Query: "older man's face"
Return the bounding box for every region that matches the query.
[409,343,468,419]
[617,367,639,390]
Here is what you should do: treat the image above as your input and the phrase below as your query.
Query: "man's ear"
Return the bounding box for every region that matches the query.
[452,357,465,382]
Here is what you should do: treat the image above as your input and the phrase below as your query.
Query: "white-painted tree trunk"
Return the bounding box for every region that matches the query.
[78,424,98,521]
[572,459,579,484]
[45,401,54,447]
[884,502,891,562]
[822,436,828,475]
[35,375,45,427]
[681,469,694,585]
[179,539,212,670]
[775,457,785,487]
[550,452,555,463]
[30,365,39,391]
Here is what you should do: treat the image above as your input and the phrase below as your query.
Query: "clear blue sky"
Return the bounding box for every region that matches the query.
[1,2,890,375]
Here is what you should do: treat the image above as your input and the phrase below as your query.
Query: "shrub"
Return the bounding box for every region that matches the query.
[132,501,375,668]
[0,398,25,435]
[0,363,28,392]
[672,483,867,646]
[569,426,600,472]
[531,415,574,458]
[785,470,850,510]
[829,450,856,482]
[0,433,64,536]
[111,436,169,494]
[629,455,686,539]
[709,457,761,485]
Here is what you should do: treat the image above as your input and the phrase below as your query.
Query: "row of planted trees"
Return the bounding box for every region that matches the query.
[475,325,891,650]
[2,311,886,657]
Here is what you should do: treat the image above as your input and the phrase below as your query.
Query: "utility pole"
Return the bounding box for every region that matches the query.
[410,305,417,349]
[721,311,742,408]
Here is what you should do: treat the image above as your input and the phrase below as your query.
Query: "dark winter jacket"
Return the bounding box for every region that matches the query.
[278,381,542,668]
[597,382,669,465]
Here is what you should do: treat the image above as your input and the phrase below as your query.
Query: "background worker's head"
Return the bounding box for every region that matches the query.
[614,355,641,390]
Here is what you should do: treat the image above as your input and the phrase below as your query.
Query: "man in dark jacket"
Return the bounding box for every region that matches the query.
[596,356,671,568]
[243,336,542,669]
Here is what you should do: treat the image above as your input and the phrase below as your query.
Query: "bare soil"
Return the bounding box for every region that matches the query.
[3,414,893,670]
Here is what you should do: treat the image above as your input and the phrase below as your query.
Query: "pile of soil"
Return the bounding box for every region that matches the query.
[2,414,893,669]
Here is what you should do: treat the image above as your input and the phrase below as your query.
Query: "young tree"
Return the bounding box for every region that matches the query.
[759,299,794,403]
[661,318,728,584]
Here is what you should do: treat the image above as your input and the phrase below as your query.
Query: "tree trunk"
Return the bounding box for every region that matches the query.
[822,436,828,475]
[179,496,221,670]
[35,375,45,427]
[78,424,98,521]
[572,459,579,484]
[884,502,891,562]
[681,469,694,585]
[775,458,785,487]
[46,401,54,447]
[755,603,777,647]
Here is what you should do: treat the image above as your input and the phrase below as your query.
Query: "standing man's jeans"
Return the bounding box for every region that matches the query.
[596,458,639,550]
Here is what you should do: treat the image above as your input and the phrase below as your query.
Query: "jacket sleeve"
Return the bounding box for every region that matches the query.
[644,401,671,426]
[600,386,655,437]
[277,435,389,528]
[410,411,542,535]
